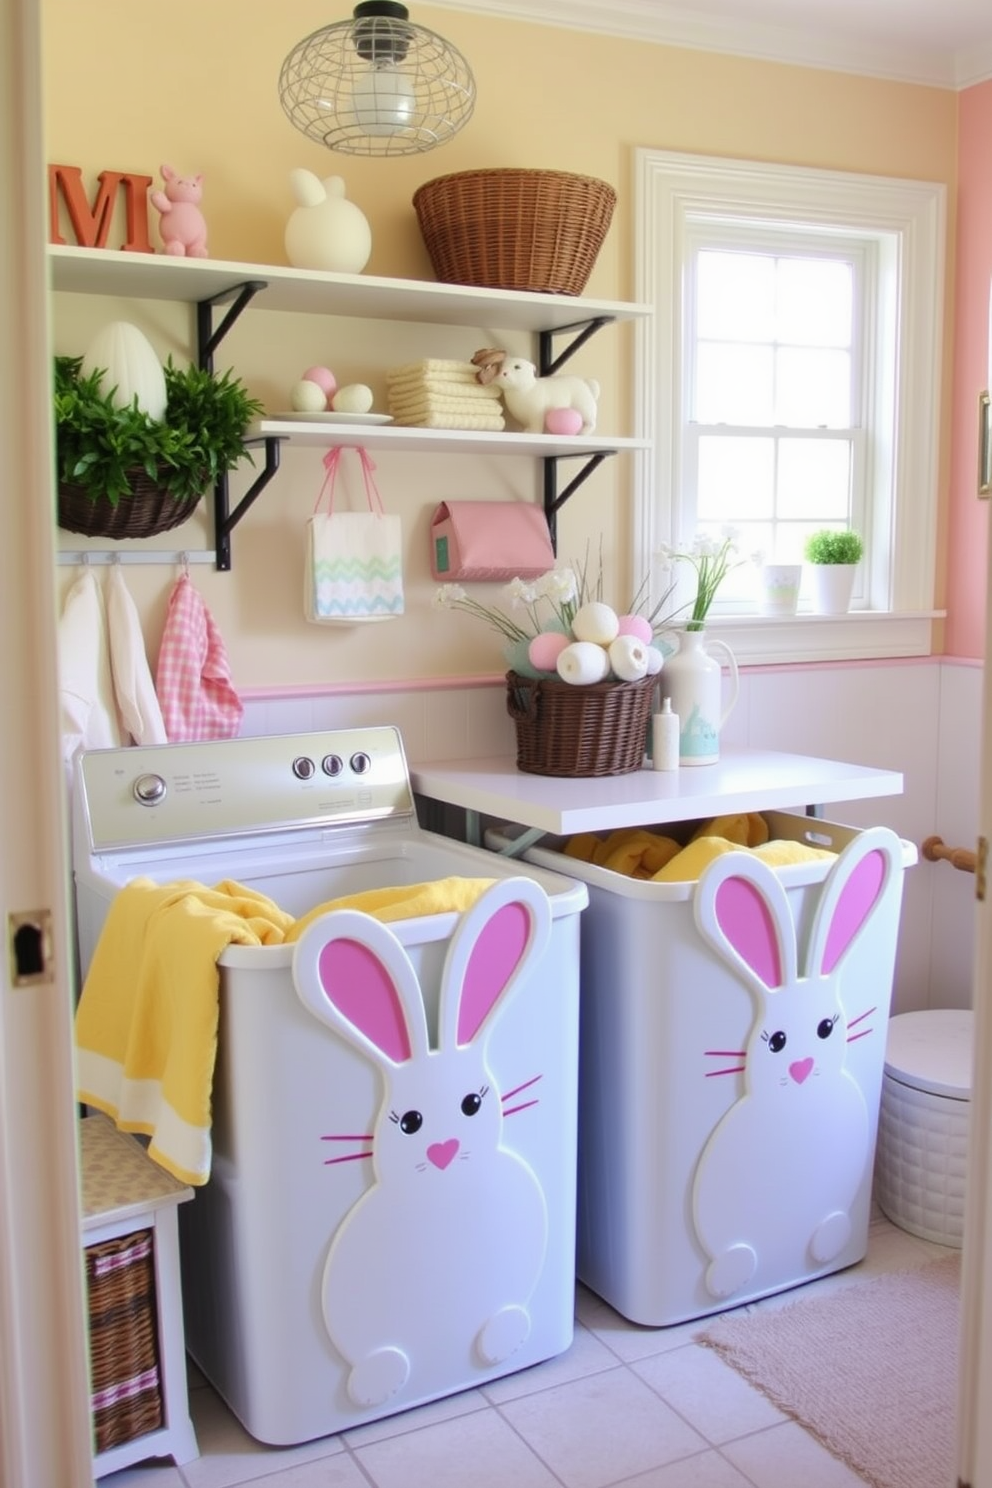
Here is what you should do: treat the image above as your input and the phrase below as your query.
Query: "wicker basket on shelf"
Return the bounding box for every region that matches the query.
[85,1227,164,1453]
[57,472,204,539]
[506,671,656,777]
[413,169,617,296]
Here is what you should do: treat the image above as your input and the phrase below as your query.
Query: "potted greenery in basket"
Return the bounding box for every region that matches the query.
[803,527,864,615]
[54,353,264,540]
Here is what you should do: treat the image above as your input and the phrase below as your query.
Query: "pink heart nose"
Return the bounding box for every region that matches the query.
[790,1058,814,1085]
[427,1139,459,1170]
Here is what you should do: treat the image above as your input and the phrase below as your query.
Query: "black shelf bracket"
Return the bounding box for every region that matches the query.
[537,315,619,549]
[543,451,613,550]
[196,279,280,572]
[538,316,614,376]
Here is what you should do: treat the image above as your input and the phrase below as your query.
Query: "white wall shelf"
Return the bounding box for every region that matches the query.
[50,245,652,570]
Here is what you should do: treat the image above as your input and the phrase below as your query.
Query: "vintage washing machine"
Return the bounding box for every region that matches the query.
[72,727,587,1446]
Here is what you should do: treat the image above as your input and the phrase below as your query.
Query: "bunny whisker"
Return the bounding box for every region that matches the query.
[503,1097,540,1115]
[502,1075,542,1102]
[704,1048,746,1077]
[705,1065,746,1077]
[323,1151,373,1166]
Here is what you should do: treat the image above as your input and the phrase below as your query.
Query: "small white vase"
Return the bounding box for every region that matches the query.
[660,628,740,766]
[757,563,802,616]
[808,563,857,615]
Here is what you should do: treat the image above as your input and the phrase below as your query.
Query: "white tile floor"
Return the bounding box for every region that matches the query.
[103,1213,951,1488]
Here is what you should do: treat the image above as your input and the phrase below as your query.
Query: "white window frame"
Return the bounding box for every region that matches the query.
[634,148,946,665]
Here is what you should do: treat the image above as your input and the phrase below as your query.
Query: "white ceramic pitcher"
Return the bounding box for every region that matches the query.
[660,629,739,766]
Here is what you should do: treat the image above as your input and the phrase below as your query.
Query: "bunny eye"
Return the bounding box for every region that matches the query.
[461,1092,483,1117]
[397,1110,423,1135]
[817,1016,839,1040]
[763,1030,787,1054]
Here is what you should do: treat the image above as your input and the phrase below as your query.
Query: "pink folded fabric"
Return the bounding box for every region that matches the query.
[155,575,243,742]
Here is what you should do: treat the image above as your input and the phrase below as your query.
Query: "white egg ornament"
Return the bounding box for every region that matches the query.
[571,601,619,646]
[331,383,375,415]
[290,378,329,413]
[608,634,650,681]
[80,321,167,421]
[556,641,611,686]
[644,643,666,676]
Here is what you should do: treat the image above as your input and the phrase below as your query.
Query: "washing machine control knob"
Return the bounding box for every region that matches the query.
[292,756,315,780]
[350,752,371,775]
[133,773,167,806]
[321,754,344,777]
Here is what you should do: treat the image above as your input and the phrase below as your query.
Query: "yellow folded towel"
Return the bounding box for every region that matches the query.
[386,359,482,384]
[286,876,497,940]
[74,877,294,1186]
[563,832,605,863]
[388,391,504,417]
[391,412,507,430]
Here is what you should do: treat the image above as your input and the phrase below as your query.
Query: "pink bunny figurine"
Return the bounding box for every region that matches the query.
[150,165,208,258]
[292,876,552,1409]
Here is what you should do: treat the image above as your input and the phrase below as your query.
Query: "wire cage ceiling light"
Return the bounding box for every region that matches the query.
[279,1,476,157]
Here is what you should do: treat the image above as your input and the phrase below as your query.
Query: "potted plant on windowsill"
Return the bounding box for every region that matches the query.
[803,528,864,615]
[54,352,264,540]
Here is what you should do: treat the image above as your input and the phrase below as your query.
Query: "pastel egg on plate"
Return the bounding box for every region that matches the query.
[331,383,375,414]
[302,365,337,397]
[290,378,329,413]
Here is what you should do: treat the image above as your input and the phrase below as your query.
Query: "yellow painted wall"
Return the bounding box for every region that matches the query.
[42,3,958,686]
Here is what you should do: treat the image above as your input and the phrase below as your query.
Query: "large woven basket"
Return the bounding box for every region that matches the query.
[506,671,655,777]
[57,471,204,539]
[413,169,617,296]
[85,1227,164,1454]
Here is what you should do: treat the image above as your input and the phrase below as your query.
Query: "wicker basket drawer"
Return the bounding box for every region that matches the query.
[85,1227,164,1454]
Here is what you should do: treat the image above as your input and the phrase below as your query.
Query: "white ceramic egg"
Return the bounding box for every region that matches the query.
[571,601,619,646]
[290,378,329,413]
[556,641,611,685]
[608,634,650,681]
[331,383,375,415]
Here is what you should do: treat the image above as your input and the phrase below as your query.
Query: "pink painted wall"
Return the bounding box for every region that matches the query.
[946,81,992,659]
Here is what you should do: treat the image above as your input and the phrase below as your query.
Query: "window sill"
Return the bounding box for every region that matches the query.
[692,611,943,667]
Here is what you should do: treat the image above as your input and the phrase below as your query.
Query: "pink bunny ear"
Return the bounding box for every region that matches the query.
[809,836,894,977]
[317,939,412,1063]
[439,878,551,1050]
[714,878,785,988]
[291,908,428,1066]
[693,852,797,996]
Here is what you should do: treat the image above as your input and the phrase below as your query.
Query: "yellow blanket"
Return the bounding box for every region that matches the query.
[75,874,496,1185]
[562,815,833,883]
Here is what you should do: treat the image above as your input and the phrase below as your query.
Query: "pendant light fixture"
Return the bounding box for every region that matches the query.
[278,2,476,157]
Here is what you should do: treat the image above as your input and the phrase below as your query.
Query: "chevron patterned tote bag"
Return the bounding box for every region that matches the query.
[305,446,404,625]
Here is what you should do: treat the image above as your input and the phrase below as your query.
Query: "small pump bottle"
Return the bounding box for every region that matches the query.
[651,697,680,772]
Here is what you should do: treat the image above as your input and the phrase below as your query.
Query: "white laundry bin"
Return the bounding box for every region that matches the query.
[874,1008,973,1247]
[487,810,916,1326]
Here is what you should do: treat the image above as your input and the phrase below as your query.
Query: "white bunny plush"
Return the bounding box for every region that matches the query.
[691,827,903,1301]
[472,348,599,433]
[284,168,372,274]
[291,877,552,1409]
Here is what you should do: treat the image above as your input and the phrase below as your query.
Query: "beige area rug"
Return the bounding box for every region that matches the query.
[700,1254,961,1488]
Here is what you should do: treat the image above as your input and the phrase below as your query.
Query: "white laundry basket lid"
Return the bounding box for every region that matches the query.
[883,1009,973,1100]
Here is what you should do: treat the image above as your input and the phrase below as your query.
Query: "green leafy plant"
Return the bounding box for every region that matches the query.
[803,528,864,565]
[54,355,264,508]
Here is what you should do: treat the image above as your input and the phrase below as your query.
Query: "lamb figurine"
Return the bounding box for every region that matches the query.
[472,348,599,434]
[150,165,208,258]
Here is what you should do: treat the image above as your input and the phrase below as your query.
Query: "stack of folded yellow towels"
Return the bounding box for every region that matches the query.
[563,812,836,882]
[386,358,505,429]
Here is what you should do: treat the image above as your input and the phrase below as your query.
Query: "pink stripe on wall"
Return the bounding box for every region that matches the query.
[946,80,992,660]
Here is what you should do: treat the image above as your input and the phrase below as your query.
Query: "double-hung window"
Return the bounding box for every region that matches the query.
[634,149,945,663]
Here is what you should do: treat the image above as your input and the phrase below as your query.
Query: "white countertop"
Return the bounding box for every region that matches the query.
[410,747,903,836]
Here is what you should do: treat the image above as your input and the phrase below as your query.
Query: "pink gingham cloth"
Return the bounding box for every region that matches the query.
[155,576,243,742]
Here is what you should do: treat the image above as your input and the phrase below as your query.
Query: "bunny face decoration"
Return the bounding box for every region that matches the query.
[690,827,903,1301]
[292,877,552,1410]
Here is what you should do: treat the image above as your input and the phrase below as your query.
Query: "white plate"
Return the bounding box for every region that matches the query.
[271,410,393,425]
